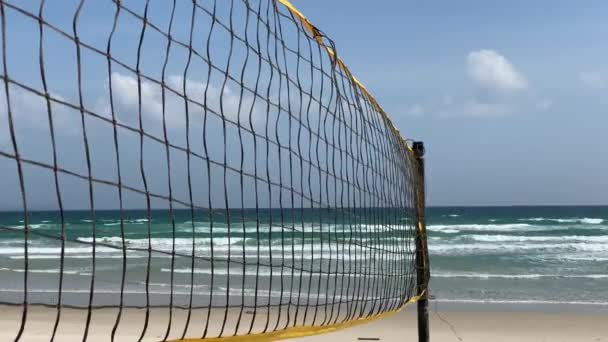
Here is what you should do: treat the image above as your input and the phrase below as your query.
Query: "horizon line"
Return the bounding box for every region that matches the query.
[1,203,607,213]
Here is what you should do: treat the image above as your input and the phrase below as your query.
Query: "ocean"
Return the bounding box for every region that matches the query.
[1,206,607,310]
[427,206,608,308]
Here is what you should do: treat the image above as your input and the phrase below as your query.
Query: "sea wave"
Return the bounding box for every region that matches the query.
[5,223,49,230]
[544,254,608,262]
[439,229,460,234]
[0,246,116,255]
[429,242,608,255]
[432,272,608,279]
[0,288,191,295]
[9,254,154,260]
[518,217,604,224]
[428,222,608,234]
[163,267,369,278]
[435,298,608,306]
[442,214,460,218]
[185,223,404,234]
[427,223,532,233]
[464,234,608,243]
[0,237,409,262]
[0,268,87,275]
[0,287,356,301]
[75,236,409,254]
[76,236,244,249]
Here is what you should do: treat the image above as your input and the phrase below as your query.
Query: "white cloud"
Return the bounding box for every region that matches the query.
[110,72,164,123]
[397,51,547,119]
[2,72,265,150]
[106,72,261,130]
[467,50,528,92]
[579,70,608,90]
[1,86,74,148]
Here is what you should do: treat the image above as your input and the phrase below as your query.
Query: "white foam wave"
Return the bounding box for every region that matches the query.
[6,224,48,229]
[429,222,608,233]
[9,254,153,260]
[428,223,532,232]
[546,254,608,262]
[466,234,608,243]
[187,223,403,234]
[0,268,87,275]
[74,237,407,256]
[0,246,116,255]
[0,237,406,262]
[164,267,371,278]
[429,242,608,255]
[0,287,358,301]
[214,286,378,302]
[440,229,460,234]
[76,236,247,250]
[0,288,192,295]
[581,218,604,224]
[435,298,608,306]
[432,272,608,279]
[518,217,604,224]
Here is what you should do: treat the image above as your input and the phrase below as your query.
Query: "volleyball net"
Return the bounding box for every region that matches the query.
[0,0,429,340]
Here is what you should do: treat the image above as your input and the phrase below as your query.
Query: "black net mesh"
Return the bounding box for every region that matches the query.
[0,0,424,340]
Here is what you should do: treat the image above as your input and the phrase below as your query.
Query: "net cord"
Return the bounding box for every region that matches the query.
[0,0,427,340]
[166,0,425,340]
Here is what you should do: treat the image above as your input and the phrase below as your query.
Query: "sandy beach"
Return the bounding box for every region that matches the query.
[301,306,608,342]
[2,304,607,341]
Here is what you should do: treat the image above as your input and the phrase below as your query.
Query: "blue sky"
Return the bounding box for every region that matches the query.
[0,0,607,209]
[292,0,608,205]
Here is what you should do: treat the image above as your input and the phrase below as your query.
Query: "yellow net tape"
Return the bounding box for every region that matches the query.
[171,291,424,342]
[171,1,424,340]
[0,0,425,340]
[276,0,413,153]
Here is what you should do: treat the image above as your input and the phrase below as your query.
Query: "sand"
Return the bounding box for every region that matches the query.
[1,304,607,341]
[300,308,608,342]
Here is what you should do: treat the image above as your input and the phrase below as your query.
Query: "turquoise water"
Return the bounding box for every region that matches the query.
[0,208,415,309]
[1,206,607,308]
[427,206,608,307]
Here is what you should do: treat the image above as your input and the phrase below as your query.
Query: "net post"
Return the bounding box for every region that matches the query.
[413,141,430,342]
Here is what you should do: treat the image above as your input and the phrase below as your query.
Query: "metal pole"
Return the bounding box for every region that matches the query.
[413,141,429,342]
